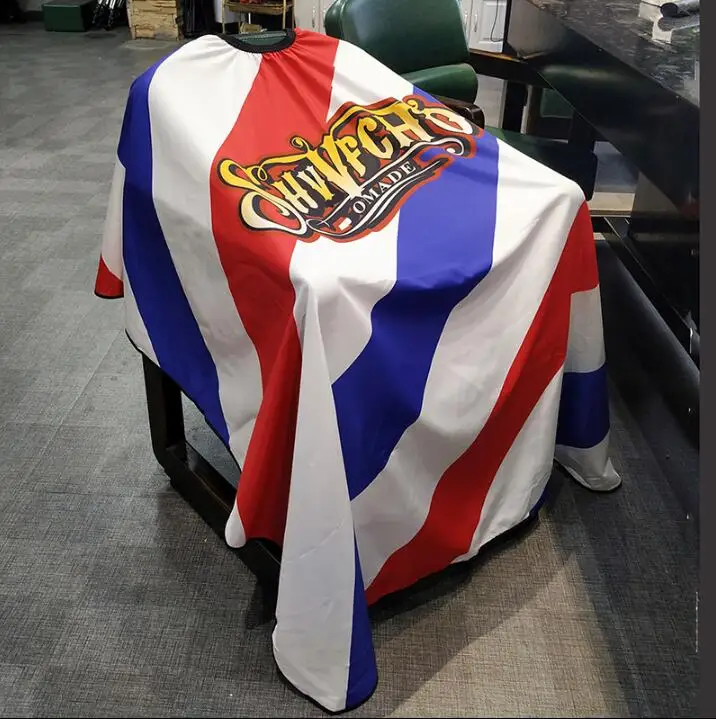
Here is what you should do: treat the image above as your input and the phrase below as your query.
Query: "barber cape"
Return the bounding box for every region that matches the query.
[95,29,620,712]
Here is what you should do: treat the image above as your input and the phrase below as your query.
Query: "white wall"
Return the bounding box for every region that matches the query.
[18,0,45,13]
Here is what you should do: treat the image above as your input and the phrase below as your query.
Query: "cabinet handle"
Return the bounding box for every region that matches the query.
[463,9,468,28]
[312,4,316,28]
[474,12,479,33]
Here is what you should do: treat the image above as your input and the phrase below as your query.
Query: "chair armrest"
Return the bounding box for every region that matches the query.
[433,94,486,129]
[467,49,551,89]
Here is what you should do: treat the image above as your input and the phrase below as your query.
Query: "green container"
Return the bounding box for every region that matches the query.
[42,0,96,32]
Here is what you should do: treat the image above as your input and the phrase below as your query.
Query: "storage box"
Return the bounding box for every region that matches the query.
[42,0,96,31]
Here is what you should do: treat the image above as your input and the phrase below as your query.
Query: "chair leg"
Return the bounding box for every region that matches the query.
[499,81,528,132]
[144,353,186,461]
[142,355,282,591]
[524,86,543,135]
[568,112,597,152]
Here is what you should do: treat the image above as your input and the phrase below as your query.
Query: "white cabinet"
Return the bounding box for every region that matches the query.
[458,0,473,40]
[467,0,507,53]
[294,0,320,32]
[294,0,337,34]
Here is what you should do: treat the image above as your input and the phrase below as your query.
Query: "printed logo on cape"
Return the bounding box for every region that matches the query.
[217,95,481,242]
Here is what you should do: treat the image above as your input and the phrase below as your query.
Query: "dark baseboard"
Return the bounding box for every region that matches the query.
[597,240,699,524]
[0,9,43,22]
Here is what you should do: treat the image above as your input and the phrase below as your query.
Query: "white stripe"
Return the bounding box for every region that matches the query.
[290,41,414,382]
[147,36,264,467]
[272,292,357,713]
[453,369,563,564]
[326,40,414,118]
[106,156,156,363]
[353,140,586,588]
[225,503,246,547]
[124,271,158,366]
[556,434,621,492]
[272,39,414,710]
[565,287,606,373]
[100,159,125,281]
[559,283,620,491]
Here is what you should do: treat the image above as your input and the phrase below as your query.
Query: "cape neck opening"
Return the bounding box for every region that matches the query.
[220,29,297,54]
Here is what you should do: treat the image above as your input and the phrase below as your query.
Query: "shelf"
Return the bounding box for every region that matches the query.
[224,1,293,15]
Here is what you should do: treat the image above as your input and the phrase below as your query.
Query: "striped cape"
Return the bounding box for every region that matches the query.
[95,29,620,712]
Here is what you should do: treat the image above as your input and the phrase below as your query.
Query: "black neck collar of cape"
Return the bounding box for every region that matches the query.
[219,29,297,54]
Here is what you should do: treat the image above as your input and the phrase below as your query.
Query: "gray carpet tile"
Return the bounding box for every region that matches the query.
[0,23,697,719]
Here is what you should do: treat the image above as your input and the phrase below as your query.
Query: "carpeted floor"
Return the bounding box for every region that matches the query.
[0,24,698,718]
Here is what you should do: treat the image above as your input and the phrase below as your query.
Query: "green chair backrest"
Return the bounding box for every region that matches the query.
[325,0,470,76]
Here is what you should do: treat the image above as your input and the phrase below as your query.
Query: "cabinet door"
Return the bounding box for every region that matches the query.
[319,0,338,34]
[294,0,321,31]
[468,0,507,53]
[458,0,473,41]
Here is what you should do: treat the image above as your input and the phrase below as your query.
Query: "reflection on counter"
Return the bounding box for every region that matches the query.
[639,0,700,45]
[524,0,699,107]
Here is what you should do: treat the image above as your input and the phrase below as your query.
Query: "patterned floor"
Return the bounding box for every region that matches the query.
[0,23,698,718]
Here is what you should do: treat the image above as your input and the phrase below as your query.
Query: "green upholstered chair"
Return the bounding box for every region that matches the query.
[324,0,598,200]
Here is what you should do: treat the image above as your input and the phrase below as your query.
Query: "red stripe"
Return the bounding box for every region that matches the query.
[208,31,340,547]
[95,256,124,298]
[365,203,598,603]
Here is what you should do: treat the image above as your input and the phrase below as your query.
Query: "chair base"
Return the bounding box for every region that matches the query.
[142,354,282,593]
[141,354,550,609]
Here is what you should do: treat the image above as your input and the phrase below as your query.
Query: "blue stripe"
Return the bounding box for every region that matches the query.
[556,365,610,449]
[345,544,378,710]
[119,60,230,445]
[332,89,500,501]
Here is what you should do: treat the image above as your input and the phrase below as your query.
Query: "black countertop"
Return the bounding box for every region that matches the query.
[519,0,699,107]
